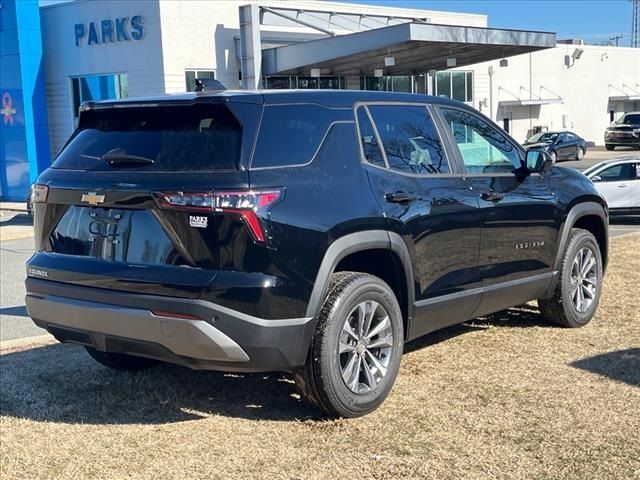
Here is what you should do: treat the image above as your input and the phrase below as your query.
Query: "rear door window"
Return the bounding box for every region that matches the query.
[356,107,386,168]
[366,104,450,175]
[52,103,243,171]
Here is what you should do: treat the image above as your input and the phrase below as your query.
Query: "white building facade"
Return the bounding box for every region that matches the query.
[39,0,640,158]
[453,44,640,144]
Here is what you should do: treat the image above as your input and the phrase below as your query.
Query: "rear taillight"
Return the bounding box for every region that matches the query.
[155,189,283,244]
[31,184,49,203]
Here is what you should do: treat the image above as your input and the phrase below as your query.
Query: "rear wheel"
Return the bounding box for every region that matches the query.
[605,144,615,151]
[576,147,584,160]
[538,228,603,328]
[295,272,404,418]
[85,347,160,371]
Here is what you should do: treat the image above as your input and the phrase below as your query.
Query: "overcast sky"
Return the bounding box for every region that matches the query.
[344,0,633,47]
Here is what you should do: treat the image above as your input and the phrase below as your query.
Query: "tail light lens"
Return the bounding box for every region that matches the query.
[155,189,283,244]
[31,184,49,203]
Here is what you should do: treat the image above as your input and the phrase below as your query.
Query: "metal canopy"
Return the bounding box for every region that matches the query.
[261,22,556,76]
[609,95,640,101]
[499,99,564,107]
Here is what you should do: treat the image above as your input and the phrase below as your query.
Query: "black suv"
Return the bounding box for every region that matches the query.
[605,112,640,150]
[26,91,608,417]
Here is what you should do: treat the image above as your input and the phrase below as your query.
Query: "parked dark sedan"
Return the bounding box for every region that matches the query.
[523,131,587,162]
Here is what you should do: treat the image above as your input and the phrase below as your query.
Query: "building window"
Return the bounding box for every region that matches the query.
[185,70,216,92]
[71,73,128,125]
[360,76,412,92]
[263,76,345,89]
[265,76,293,89]
[435,71,473,102]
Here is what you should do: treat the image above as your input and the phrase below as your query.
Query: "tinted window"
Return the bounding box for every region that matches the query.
[251,105,336,168]
[620,113,640,125]
[597,164,635,182]
[356,107,385,167]
[442,108,520,174]
[53,104,241,171]
[367,105,449,175]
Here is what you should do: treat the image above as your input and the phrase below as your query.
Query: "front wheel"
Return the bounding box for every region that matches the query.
[576,147,584,160]
[295,272,404,418]
[549,150,557,163]
[605,144,615,151]
[538,228,603,328]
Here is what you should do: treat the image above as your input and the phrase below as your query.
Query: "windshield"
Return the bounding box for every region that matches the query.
[525,132,559,144]
[617,113,640,125]
[52,103,242,171]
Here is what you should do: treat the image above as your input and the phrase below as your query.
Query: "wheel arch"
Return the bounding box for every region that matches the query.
[305,231,415,338]
[543,201,609,297]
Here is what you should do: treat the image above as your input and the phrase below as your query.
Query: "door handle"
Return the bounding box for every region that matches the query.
[480,191,505,203]
[385,192,416,203]
[617,184,629,188]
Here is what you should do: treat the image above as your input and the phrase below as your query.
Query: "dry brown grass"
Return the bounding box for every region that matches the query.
[1,234,639,480]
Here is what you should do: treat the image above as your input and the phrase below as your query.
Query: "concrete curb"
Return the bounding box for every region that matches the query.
[0,333,58,353]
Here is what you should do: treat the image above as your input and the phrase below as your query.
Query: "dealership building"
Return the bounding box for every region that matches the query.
[1,0,639,200]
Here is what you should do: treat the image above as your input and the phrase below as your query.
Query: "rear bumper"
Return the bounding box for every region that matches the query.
[25,278,315,372]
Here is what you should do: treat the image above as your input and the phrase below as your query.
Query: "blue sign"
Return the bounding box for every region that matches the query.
[75,16,144,47]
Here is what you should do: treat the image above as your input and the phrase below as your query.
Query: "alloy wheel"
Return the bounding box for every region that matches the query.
[570,246,598,313]
[339,300,394,394]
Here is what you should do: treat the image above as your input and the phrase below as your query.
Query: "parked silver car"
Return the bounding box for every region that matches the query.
[583,158,640,216]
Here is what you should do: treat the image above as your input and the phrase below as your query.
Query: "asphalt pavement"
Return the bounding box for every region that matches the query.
[557,145,639,171]
[0,236,45,341]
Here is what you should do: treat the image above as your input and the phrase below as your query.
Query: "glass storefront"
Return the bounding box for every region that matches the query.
[71,73,128,125]
[264,72,473,100]
[435,71,473,102]
[185,70,216,92]
[264,76,346,89]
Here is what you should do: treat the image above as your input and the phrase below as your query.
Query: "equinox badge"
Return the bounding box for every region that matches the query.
[81,192,105,205]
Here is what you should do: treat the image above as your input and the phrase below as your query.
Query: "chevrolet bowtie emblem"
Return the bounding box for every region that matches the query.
[81,192,105,205]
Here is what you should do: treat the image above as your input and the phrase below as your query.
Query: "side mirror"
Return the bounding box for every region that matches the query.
[591,175,602,183]
[526,150,554,173]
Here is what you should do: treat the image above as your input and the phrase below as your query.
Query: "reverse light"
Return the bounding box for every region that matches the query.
[155,189,283,243]
[31,184,49,203]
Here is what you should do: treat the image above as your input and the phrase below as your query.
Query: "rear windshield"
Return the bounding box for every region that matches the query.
[52,103,241,171]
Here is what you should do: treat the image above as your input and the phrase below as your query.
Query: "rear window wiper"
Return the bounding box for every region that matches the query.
[101,148,155,166]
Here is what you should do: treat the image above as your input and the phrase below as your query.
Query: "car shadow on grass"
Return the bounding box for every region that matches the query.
[405,304,553,354]
[0,305,553,425]
[0,343,322,424]
[571,348,640,388]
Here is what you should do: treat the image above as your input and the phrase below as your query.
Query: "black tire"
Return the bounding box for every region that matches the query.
[576,147,584,160]
[295,272,404,418]
[538,228,603,328]
[605,144,615,151]
[85,347,160,371]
